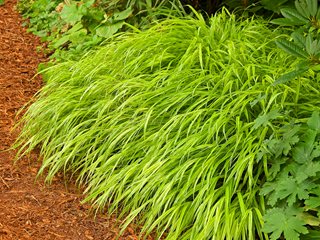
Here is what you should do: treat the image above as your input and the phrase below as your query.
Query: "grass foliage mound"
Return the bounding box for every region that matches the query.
[16,11,320,239]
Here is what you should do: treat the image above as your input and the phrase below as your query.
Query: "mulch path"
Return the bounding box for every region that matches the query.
[0,1,147,239]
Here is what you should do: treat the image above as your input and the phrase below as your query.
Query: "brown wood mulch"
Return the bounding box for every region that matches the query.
[0,1,150,239]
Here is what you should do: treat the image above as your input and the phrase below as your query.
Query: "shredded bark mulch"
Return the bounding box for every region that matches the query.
[0,1,149,239]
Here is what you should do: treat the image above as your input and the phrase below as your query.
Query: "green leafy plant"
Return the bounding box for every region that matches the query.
[52,1,133,45]
[272,0,319,27]
[223,0,294,14]
[263,206,308,240]
[18,0,63,38]
[46,0,107,59]
[18,0,184,60]
[261,111,320,240]
[15,10,320,239]
[260,0,293,13]
[271,0,320,84]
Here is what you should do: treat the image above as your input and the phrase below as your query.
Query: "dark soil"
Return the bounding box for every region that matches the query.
[0,1,148,239]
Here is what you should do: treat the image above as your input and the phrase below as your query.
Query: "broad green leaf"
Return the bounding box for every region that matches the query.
[263,207,308,240]
[87,8,105,23]
[307,111,320,131]
[261,181,277,196]
[278,125,301,156]
[307,0,318,16]
[60,4,83,25]
[292,129,317,164]
[273,67,308,85]
[295,162,320,182]
[264,138,283,156]
[68,29,88,44]
[252,109,281,130]
[96,22,124,38]
[295,0,310,18]
[277,177,311,205]
[311,144,320,158]
[260,181,280,206]
[291,31,306,49]
[262,168,316,206]
[113,7,132,21]
[317,8,320,20]
[53,35,70,48]
[0,0,4,6]
[280,8,309,25]
[271,18,300,26]
[296,60,312,70]
[268,157,288,180]
[78,4,88,16]
[67,22,83,34]
[305,34,316,55]
[311,39,320,57]
[33,30,48,38]
[264,124,300,158]
[276,39,309,58]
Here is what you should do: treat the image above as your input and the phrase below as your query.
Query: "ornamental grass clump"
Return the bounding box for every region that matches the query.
[15,10,320,240]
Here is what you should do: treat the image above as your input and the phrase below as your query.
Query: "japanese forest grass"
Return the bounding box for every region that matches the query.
[15,11,320,240]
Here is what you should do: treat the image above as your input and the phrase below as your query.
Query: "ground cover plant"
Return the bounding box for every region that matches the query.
[18,0,184,60]
[261,111,320,240]
[15,7,320,239]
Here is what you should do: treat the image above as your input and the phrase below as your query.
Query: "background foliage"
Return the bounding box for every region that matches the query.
[18,0,184,60]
